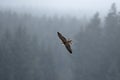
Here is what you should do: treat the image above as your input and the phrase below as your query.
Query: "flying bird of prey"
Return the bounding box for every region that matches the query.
[57,32,72,54]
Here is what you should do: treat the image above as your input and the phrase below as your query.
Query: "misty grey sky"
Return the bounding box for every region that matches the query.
[0,0,120,16]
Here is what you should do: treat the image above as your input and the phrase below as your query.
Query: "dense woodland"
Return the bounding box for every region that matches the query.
[0,3,120,80]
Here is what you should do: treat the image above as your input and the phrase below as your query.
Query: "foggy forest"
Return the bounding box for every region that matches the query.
[0,2,120,80]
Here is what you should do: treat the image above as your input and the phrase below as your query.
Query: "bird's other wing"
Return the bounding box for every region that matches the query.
[65,43,72,54]
[57,32,67,43]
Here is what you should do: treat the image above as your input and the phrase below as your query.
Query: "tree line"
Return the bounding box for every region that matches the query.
[0,3,120,80]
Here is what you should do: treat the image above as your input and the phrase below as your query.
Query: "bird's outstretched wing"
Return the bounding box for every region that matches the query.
[65,43,72,54]
[57,32,67,43]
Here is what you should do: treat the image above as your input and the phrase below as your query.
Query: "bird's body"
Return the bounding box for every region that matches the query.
[57,32,72,54]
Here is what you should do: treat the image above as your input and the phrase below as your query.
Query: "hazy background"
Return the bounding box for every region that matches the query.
[0,0,120,17]
[0,0,120,80]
